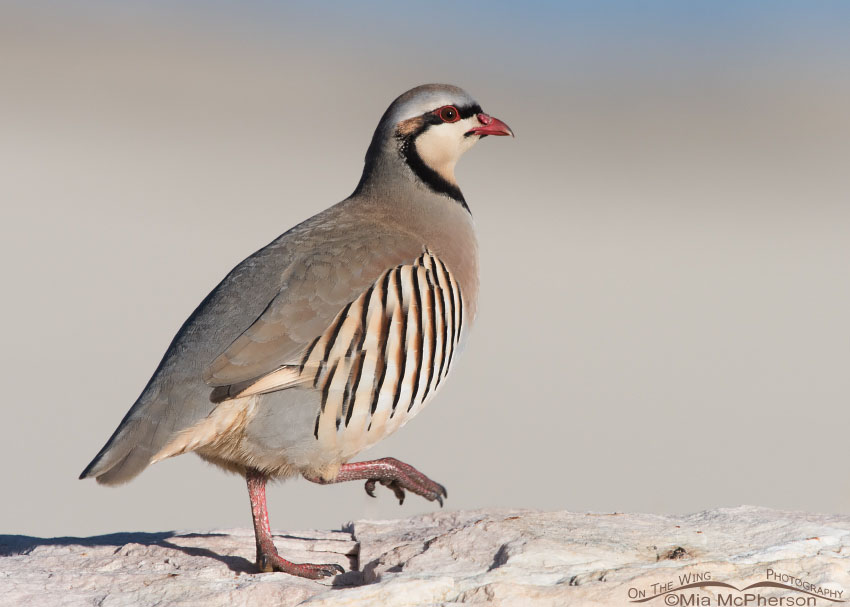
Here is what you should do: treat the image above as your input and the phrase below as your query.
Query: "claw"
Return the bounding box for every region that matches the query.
[317,563,346,577]
[364,479,377,498]
[382,480,406,505]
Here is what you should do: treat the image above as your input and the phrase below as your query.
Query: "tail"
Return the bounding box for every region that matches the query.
[80,391,244,485]
[79,395,172,485]
[79,415,156,485]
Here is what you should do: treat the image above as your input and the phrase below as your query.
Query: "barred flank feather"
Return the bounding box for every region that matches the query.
[237,250,465,457]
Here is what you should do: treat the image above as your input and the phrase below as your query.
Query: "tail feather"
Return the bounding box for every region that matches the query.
[79,417,150,484]
[93,444,155,485]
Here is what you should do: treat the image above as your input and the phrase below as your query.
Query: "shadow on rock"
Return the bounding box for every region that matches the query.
[0,531,256,574]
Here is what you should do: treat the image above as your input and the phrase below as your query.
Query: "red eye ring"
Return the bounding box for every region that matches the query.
[436,105,460,123]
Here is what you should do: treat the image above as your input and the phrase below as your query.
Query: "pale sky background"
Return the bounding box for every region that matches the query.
[2,1,849,538]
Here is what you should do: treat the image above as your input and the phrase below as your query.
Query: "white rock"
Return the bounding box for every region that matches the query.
[2,506,849,606]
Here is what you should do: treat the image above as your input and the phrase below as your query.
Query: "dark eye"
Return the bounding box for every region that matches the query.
[437,106,459,123]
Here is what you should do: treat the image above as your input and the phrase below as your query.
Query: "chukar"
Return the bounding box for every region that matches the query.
[80,84,512,578]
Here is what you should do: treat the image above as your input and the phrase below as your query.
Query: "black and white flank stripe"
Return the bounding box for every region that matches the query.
[291,250,464,454]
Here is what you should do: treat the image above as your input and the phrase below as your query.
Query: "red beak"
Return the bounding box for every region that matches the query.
[466,113,514,137]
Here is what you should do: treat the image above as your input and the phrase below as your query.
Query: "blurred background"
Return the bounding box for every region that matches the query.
[2,1,849,538]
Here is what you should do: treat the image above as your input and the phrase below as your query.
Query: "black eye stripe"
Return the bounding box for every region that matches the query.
[455,104,482,120]
[423,103,482,126]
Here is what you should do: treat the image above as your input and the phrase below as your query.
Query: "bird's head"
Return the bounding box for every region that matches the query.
[358,84,513,206]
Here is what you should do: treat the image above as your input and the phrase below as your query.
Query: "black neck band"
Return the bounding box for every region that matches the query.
[400,135,469,213]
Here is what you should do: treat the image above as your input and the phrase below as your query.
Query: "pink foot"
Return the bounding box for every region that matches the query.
[305,457,447,506]
[247,468,343,578]
[255,540,343,578]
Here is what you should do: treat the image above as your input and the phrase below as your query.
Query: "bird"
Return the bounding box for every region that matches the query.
[79,83,513,579]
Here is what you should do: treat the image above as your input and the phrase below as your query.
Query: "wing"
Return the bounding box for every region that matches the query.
[203,229,426,390]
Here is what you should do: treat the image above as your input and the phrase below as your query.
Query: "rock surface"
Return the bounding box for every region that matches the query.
[3,506,850,606]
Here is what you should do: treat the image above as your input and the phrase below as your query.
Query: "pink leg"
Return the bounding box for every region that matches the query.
[246,468,344,578]
[304,457,447,506]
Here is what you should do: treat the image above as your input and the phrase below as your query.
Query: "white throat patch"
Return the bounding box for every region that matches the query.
[414,118,480,185]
